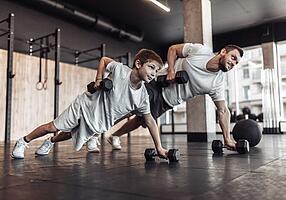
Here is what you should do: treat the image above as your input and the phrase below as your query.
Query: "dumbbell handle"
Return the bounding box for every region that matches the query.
[145,148,180,162]
[212,140,249,154]
[157,70,188,87]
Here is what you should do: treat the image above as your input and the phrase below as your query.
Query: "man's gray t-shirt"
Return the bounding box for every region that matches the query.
[162,43,225,107]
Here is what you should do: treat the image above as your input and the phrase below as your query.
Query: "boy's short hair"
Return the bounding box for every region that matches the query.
[223,44,244,57]
[133,49,163,69]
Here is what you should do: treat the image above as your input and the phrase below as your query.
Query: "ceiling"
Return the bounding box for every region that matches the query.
[30,0,286,47]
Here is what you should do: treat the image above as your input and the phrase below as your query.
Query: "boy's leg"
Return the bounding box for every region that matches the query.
[11,121,58,159]
[51,132,72,143]
[25,121,58,142]
[86,135,101,153]
[35,132,71,156]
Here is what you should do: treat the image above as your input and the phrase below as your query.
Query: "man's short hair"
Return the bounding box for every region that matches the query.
[223,44,244,57]
[133,49,163,69]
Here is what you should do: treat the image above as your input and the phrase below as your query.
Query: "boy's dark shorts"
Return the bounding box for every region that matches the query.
[140,80,173,128]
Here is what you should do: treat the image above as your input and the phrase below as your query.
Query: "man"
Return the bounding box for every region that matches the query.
[107,43,243,151]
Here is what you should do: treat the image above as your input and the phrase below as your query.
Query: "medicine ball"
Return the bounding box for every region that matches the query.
[232,119,262,147]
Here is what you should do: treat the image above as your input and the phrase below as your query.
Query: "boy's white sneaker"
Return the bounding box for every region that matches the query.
[35,138,54,156]
[11,137,29,159]
[107,136,122,150]
[87,136,101,153]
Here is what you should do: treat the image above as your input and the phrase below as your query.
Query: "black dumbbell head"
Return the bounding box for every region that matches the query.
[144,148,156,161]
[157,75,170,87]
[236,139,250,154]
[167,149,180,162]
[212,140,223,154]
[101,79,113,91]
[175,71,189,84]
[87,81,96,94]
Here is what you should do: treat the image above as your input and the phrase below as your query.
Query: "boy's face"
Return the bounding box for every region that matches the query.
[219,49,241,72]
[137,60,161,83]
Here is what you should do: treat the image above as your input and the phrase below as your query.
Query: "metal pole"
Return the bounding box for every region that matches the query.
[101,43,106,57]
[54,29,61,120]
[5,13,15,144]
[171,109,174,134]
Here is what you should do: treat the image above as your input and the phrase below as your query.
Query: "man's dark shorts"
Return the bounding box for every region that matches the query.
[140,80,173,127]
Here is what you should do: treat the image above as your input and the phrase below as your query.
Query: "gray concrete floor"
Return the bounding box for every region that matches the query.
[1,134,286,200]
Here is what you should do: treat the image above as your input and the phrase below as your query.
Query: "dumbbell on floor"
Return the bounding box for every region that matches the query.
[87,78,113,94]
[144,148,180,162]
[157,70,189,87]
[212,139,249,154]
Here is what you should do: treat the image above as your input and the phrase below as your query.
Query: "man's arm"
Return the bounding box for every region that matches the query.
[214,100,236,150]
[167,44,185,80]
[95,56,114,87]
[143,113,168,158]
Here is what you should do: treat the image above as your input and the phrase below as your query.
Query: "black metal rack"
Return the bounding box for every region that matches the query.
[0,13,15,144]
[29,29,61,120]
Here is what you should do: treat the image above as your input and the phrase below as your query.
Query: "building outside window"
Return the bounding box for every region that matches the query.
[225,46,263,115]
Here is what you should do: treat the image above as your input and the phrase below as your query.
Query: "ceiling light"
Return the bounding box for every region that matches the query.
[149,0,170,12]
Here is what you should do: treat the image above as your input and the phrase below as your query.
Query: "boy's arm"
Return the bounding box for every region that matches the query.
[143,113,168,158]
[167,43,185,80]
[214,100,236,150]
[95,56,114,87]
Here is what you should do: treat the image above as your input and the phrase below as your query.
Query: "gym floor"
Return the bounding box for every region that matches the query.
[1,134,286,200]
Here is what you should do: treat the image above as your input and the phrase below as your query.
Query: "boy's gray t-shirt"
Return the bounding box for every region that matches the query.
[162,43,225,107]
[80,61,150,134]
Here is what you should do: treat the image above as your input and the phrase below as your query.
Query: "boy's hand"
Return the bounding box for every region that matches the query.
[95,79,102,88]
[225,138,236,151]
[157,147,168,159]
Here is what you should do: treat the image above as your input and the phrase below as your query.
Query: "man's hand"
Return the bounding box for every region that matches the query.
[166,69,176,81]
[157,147,168,159]
[225,138,236,151]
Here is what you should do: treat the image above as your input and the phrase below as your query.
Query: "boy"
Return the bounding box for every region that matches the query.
[11,49,168,159]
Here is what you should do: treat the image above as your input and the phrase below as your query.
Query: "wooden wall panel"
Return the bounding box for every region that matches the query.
[0,49,7,140]
[11,52,54,141]
[59,62,95,113]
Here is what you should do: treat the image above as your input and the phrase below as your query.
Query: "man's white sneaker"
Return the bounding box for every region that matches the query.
[11,137,29,159]
[107,136,122,150]
[35,138,54,156]
[86,136,101,153]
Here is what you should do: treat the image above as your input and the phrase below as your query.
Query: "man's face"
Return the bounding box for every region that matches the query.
[219,49,241,72]
[138,60,161,83]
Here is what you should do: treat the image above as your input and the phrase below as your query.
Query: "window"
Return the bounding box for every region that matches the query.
[243,68,250,79]
[243,86,250,100]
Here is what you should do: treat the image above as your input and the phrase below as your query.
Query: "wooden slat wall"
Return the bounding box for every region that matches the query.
[0,50,7,139]
[0,50,95,141]
[0,49,149,143]
[11,52,54,141]
[59,62,95,113]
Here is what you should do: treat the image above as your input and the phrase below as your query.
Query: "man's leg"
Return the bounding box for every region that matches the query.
[107,116,143,150]
[112,116,143,137]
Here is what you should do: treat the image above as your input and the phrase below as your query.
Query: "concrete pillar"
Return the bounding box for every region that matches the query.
[182,0,216,142]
